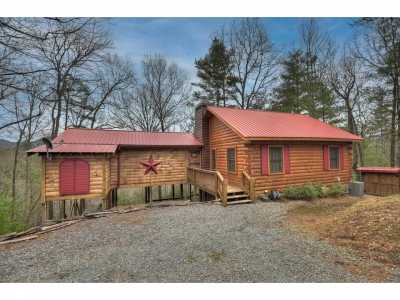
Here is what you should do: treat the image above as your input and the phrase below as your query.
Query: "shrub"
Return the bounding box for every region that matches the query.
[325,183,346,198]
[282,183,323,200]
[283,182,347,200]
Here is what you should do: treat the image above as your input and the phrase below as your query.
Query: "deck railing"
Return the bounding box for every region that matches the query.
[187,166,228,206]
[242,171,256,201]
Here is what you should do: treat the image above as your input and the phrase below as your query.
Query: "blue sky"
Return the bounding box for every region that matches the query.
[108,17,357,79]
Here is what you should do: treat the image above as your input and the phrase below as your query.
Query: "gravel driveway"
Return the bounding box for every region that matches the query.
[0,202,365,282]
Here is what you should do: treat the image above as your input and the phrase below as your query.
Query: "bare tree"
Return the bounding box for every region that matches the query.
[109,89,160,131]
[0,18,91,101]
[67,54,135,128]
[226,18,279,109]
[329,47,369,168]
[8,80,43,220]
[31,18,111,137]
[300,19,335,74]
[355,18,400,166]
[141,55,190,132]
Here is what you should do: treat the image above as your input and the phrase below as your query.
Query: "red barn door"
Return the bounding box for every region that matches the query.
[59,159,90,196]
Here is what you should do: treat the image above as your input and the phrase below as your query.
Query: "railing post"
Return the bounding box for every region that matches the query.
[215,173,219,200]
[250,178,256,201]
[222,180,228,207]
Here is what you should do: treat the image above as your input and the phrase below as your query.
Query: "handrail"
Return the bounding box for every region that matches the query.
[216,171,227,207]
[216,171,224,182]
[187,166,228,206]
[242,171,256,201]
[187,166,217,175]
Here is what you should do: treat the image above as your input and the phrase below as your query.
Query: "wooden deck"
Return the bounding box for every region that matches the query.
[187,166,256,206]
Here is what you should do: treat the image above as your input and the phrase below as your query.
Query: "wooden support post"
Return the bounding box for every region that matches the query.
[71,200,75,216]
[115,189,118,207]
[42,202,47,223]
[110,189,114,208]
[180,184,184,199]
[79,199,85,214]
[102,197,106,210]
[145,187,151,204]
[149,186,153,206]
[111,189,116,207]
[60,200,66,220]
[172,184,175,200]
[189,184,192,200]
[48,201,54,220]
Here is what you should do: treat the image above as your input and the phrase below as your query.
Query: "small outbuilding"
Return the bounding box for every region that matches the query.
[357,167,400,196]
[28,129,202,219]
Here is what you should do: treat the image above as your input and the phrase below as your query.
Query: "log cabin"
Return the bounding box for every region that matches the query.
[28,103,362,218]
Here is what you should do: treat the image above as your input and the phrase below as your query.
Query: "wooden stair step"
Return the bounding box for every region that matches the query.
[227,194,248,200]
[227,190,245,195]
[227,199,252,205]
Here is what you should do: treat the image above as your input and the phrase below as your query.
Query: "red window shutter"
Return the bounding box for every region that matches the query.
[59,159,90,196]
[339,145,345,170]
[60,160,75,196]
[284,145,290,174]
[323,145,329,171]
[261,145,269,175]
[74,159,90,194]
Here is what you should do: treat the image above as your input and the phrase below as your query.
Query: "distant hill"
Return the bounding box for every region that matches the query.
[0,139,15,149]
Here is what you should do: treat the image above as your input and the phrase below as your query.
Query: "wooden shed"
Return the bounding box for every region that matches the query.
[357,167,400,196]
[28,129,202,219]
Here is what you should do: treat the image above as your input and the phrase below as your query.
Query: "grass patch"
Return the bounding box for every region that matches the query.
[185,254,197,263]
[287,195,400,281]
[0,193,27,235]
[208,250,225,262]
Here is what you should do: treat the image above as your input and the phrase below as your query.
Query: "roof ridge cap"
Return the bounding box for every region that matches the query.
[208,105,310,117]
[65,128,194,134]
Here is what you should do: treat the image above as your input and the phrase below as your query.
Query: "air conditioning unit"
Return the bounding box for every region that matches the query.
[349,181,364,197]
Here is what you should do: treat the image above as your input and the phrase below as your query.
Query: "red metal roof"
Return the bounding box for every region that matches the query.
[357,167,400,174]
[207,106,363,142]
[27,128,202,154]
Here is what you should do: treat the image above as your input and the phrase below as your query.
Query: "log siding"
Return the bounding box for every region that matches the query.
[43,149,200,201]
[208,115,249,187]
[248,142,353,195]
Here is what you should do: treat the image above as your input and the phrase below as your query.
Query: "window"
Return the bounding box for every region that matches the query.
[329,146,339,169]
[211,149,216,170]
[227,148,236,172]
[269,146,283,173]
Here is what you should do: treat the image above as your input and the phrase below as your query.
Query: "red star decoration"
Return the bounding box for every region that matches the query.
[140,155,161,175]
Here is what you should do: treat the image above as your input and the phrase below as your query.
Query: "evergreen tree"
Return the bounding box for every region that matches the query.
[272,50,306,113]
[192,37,237,106]
[273,49,339,124]
[302,51,339,124]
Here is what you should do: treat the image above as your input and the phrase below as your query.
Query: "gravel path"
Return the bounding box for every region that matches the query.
[0,202,365,282]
